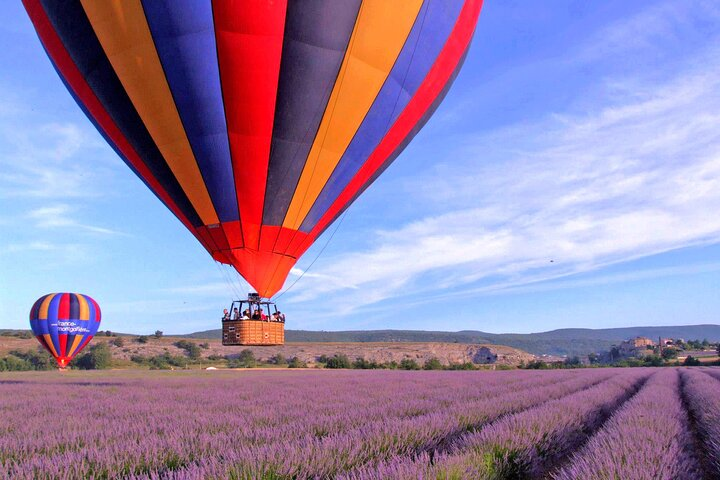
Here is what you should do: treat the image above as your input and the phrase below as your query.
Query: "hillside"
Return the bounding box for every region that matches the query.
[180,324,720,356]
[0,335,534,367]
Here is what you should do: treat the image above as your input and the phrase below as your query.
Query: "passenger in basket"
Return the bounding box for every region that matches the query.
[222,309,230,321]
[242,309,250,320]
[260,308,267,321]
[232,308,240,320]
[251,309,261,320]
[277,311,286,323]
[270,312,278,322]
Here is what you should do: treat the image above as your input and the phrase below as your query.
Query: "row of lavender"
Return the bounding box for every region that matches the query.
[1,368,719,479]
[345,368,720,480]
[550,368,720,480]
[1,369,606,479]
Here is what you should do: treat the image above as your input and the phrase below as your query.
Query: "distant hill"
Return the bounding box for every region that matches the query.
[179,324,720,356]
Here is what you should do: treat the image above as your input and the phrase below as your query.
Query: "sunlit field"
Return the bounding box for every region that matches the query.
[1,368,719,479]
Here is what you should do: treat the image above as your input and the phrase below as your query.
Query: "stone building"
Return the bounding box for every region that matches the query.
[617,336,655,357]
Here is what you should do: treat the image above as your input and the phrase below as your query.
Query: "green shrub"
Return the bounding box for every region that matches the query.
[189,345,202,359]
[111,337,125,347]
[72,343,112,370]
[643,355,664,367]
[661,348,679,360]
[270,354,287,366]
[325,354,352,369]
[563,356,583,367]
[174,339,193,350]
[136,335,149,344]
[0,355,32,371]
[149,359,172,370]
[447,362,477,370]
[683,355,702,366]
[7,349,55,370]
[174,340,202,360]
[423,357,443,370]
[140,352,187,369]
[524,360,550,370]
[227,349,256,368]
[353,357,382,369]
[288,357,307,368]
[153,330,163,339]
[130,355,149,365]
[400,358,420,370]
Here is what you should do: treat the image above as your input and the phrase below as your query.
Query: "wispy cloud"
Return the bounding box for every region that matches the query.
[0,85,124,241]
[1,241,58,254]
[576,0,720,63]
[26,204,123,235]
[285,5,720,315]
[0,239,88,268]
[0,120,108,200]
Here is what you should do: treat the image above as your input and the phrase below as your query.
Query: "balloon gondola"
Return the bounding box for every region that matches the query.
[222,293,284,346]
[29,293,101,369]
[23,1,483,343]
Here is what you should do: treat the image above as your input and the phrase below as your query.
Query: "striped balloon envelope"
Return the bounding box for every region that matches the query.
[29,293,101,368]
[23,0,483,298]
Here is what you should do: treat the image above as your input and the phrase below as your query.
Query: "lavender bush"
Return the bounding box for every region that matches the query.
[0,369,604,479]
[553,369,702,480]
[344,369,650,480]
[435,370,649,478]
[0,368,714,479]
[680,368,720,472]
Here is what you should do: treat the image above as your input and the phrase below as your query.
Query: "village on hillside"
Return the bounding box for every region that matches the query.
[583,337,720,367]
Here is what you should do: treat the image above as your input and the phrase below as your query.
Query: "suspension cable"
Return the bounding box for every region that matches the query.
[273,210,348,301]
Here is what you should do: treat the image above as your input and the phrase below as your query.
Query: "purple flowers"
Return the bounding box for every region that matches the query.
[554,369,702,480]
[0,368,718,479]
[680,368,720,473]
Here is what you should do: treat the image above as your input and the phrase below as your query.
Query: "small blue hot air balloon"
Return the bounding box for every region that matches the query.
[29,293,101,368]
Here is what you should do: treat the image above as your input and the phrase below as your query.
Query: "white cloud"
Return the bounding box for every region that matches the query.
[0,121,108,200]
[1,241,57,254]
[456,262,720,299]
[286,17,720,315]
[576,0,720,63]
[0,239,88,267]
[27,204,123,235]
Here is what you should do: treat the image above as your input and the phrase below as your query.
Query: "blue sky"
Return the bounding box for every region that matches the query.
[1,0,719,334]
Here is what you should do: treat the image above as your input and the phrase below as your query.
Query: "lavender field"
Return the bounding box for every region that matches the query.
[1,368,718,479]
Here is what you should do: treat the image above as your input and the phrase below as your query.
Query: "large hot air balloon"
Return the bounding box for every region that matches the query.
[29,293,101,368]
[23,0,482,298]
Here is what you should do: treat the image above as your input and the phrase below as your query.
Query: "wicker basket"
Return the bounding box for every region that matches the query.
[222,320,285,346]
